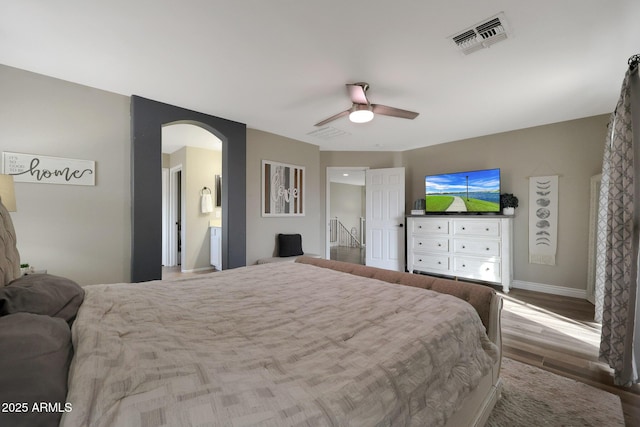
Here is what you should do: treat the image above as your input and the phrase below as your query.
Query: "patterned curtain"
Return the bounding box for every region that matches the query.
[595,56,640,387]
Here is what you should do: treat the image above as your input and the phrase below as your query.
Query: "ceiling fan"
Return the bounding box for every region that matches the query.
[315,82,419,126]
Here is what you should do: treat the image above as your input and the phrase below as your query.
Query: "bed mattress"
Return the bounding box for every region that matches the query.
[61,262,498,427]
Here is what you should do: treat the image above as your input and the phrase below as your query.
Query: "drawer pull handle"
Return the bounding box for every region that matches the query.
[486,228,490,231]
[462,245,466,249]
[486,248,490,251]
[418,225,422,229]
[419,242,422,245]
[419,259,422,262]
[437,261,441,264]
[462,227,466,230]
[437,226,441,229]
[462,264,466,267]
[438,243,441,247]
[485,268,490,271]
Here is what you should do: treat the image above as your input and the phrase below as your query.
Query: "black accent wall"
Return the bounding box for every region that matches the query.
[131,96,246,282]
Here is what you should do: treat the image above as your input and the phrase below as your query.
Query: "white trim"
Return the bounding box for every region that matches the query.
[512,279,587,299]
[162,168,170,266]
[168,165,183,267]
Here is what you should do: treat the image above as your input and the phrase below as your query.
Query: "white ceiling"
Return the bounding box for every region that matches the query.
[162,123,222,154]
[328,168,366,186]
[2,1,638,151]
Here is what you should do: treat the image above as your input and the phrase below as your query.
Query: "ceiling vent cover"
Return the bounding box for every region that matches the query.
[306,126,350,140]
[450,12,509,55]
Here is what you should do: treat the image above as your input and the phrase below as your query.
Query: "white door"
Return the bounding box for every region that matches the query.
[366,167,405,271]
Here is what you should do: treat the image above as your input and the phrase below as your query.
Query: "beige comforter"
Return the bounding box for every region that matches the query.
[61,262,498,427]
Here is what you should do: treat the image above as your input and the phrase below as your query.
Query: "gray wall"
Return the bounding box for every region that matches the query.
[0,66,321,281]
[319,116,607,293]
[246,128,321,264]
[400,115,608,291]
[1,64,609,293]
[0,64,131,285]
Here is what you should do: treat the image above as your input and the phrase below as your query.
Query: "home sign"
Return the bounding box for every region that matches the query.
[2,152,95,186]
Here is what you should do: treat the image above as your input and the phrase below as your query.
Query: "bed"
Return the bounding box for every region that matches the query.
[0,202,502,427]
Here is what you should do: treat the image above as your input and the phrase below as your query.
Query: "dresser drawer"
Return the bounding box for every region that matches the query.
[411,219,449,234]
[453,257,500,282]
[453,219,500,237]
[453,238,500,256]
[412,254,450,272]
[412,236,449,252]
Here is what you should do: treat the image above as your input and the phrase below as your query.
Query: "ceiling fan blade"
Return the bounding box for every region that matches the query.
[371,104,419,120]
[314,110,349,127]
[347,83,369,105]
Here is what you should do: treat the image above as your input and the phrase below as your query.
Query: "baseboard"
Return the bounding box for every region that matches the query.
[512,280,587,299]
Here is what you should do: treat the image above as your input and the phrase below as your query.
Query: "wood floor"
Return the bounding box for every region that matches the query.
[501,288,640,426]
[330,245,366,265]
[162,266,216,279]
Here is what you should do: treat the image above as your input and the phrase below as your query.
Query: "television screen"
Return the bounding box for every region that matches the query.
[425,168,501,213]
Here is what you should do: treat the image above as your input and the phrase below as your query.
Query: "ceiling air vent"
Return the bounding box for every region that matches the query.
[450,12,509,55]
[306,126,350,140]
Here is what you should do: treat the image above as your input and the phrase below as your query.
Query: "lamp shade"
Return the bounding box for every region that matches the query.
[0,174,17,212]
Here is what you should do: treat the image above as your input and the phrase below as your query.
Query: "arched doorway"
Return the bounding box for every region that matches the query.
[131,96,246,282]
[161,123,222,276]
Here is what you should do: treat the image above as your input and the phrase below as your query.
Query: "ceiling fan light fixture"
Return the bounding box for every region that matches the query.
[349,104,374,123]
[315,83,418,127]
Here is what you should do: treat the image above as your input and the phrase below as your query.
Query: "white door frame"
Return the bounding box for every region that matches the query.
[168,165,184,268]
[325,166,368,259]
[162,168,169,266]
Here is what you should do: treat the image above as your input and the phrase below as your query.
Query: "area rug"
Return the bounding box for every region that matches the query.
[486,357,624,426]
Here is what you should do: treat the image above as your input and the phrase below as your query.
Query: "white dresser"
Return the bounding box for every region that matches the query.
[210,226,222,271]
[406,216,513,293]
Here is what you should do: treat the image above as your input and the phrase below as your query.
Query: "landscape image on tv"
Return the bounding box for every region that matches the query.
[425,168,500,213]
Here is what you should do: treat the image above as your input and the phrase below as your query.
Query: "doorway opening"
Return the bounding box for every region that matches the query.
[326,167,367,265]
[165,166,182,268]
[131,95,246,283]
[161,123,222,279]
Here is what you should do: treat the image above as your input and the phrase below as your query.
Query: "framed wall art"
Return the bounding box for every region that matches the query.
[528,175,558,265]
[262,160,304,217]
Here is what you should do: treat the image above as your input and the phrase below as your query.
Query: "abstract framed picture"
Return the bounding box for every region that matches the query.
[262,160,305,217]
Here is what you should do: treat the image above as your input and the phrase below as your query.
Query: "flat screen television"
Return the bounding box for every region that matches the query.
[425,168,501,213]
